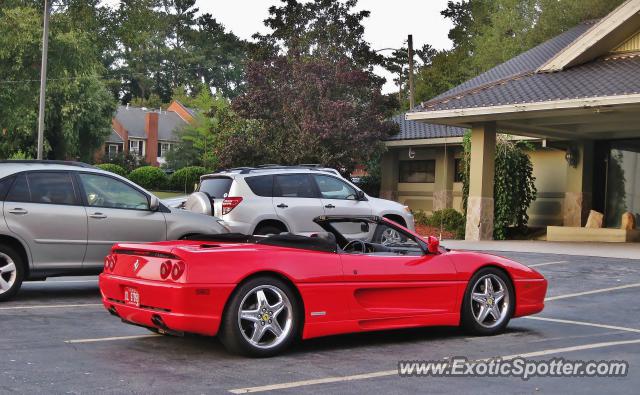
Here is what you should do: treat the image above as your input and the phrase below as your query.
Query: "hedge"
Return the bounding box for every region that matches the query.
[95,163,128,177]
[168,166,208,193]
[128,166,167,190]
[416,208,466,240]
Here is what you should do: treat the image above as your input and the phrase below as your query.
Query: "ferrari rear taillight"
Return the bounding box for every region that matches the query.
[160,260,172,279]
[171,261,185,280]
[104,255,117,272]
[222,197,243,215]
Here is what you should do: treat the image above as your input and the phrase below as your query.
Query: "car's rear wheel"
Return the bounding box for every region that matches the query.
[0,245,25,302]
[460,268,514,335]
[219,276,301,357]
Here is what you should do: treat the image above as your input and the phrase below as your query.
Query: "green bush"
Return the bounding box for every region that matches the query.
[421,208,466,240]
[168,166,208,193]
[128,166,167,190]
[461,133,537,240]
[95,163,128,177]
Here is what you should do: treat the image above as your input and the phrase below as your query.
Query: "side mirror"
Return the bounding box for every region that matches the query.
[427,236,440,254]
[149,195,160,211]
[360,222,370,232]
[356,190,366,200]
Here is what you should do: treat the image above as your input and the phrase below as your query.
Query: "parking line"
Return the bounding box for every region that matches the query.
[65,334,159,344]
[545,282,640,301]
[0,303,102,311]
[523,316,640,334]
[529,260,568,267]
[228,338,640,393]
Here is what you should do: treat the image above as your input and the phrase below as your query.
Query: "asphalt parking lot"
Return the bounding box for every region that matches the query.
[1,251,639,394]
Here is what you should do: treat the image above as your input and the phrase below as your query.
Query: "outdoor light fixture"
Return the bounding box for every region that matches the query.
[565,146,578,168]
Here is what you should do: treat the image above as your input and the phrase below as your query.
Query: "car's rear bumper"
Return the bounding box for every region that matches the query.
[99,274,234,336]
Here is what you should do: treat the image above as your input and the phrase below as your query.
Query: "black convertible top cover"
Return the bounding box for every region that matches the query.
[182,233,337,254]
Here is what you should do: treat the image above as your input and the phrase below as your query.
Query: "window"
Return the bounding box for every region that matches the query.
[158,142,172,158]
[78,173,149,210]
[245,175,273,197]
[107,144,119,159]
[6,172,78,205]
[129,140,144,156]
[454,158,464,183]
[0,176,15,201]
[399,160,435,183]
[199,177,233,198]
[314,175,357,200]
[274,174,317,198]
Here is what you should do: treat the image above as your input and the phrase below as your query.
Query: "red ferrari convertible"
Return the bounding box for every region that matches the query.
[99,216,547,357]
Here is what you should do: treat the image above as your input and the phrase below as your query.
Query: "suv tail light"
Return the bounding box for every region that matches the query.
[222,197,243,215]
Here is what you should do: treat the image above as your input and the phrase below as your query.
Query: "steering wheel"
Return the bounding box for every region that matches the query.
[344,239,366,254]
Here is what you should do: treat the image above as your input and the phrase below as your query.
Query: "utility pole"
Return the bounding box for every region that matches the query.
[37,0,51,160]
[407,34,416,110]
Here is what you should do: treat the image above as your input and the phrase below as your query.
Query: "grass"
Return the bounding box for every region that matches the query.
[150,190,186,199]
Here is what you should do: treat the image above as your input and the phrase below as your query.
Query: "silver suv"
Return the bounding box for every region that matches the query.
[186,165,414,235]
[0,160,228,301]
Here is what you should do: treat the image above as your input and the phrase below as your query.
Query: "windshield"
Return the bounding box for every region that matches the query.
[199,177,232,198]
[325,219,424,256]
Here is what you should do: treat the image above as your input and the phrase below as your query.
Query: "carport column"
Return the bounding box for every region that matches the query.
[433,147,454,211]
[465,123,496,241]
[564,140,594,227]
[379,150,399,201]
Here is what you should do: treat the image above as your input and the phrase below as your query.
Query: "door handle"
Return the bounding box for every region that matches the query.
[324,204,335,209]
[8,208,28,215]
[89,212,107,219]
[276,203,288,209]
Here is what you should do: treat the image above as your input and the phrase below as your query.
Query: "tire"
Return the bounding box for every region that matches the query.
[0,245,25,302]
[219,276,301,357]
[253,225,285,236]
[460,267,514,336]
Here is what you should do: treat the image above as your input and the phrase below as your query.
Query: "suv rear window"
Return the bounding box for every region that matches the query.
[199,177,233,198]
[245,175,273,197]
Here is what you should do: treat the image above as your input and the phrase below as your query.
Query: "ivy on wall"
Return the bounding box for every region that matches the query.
[462,132,537,240]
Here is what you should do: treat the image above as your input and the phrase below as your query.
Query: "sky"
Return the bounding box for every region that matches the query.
[197,0,455,93]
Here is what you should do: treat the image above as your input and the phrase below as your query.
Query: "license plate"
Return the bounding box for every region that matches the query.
[124,287,140,307]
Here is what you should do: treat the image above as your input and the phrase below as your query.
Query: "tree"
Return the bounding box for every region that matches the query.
[0,5,115,161]
[230,0,396,174]
[233,56,397,174]
[461,133,537,240]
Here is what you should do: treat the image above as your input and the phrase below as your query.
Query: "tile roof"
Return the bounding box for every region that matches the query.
[392,21,599,141]
[422,21,597,107]
[106,129,123,143]
[114,106,188,142]
[386,114,465,141]
[419,54,640,112]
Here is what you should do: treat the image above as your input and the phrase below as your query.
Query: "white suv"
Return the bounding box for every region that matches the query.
[186,166,414,235]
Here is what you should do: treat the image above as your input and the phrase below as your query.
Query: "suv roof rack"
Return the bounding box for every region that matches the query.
[0,160,95,168]
[213,165,339,175]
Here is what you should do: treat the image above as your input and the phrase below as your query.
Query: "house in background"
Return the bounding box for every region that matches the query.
[382,0,640,241]
[103,101,195,166]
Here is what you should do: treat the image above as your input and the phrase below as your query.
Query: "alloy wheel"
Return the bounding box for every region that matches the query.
[0,252,17,295]
[237,285,293,349]
[470,273,510,328]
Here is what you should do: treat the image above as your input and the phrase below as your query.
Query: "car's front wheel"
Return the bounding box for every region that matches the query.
[0,245,25,302]
[219,276,301,357]
[461,268,514,335]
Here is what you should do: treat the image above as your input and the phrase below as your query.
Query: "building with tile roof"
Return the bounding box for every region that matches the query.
[102,101,195,166]
[382,0,640,241]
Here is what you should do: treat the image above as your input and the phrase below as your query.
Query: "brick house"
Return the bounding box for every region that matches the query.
[102,101,195,167]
